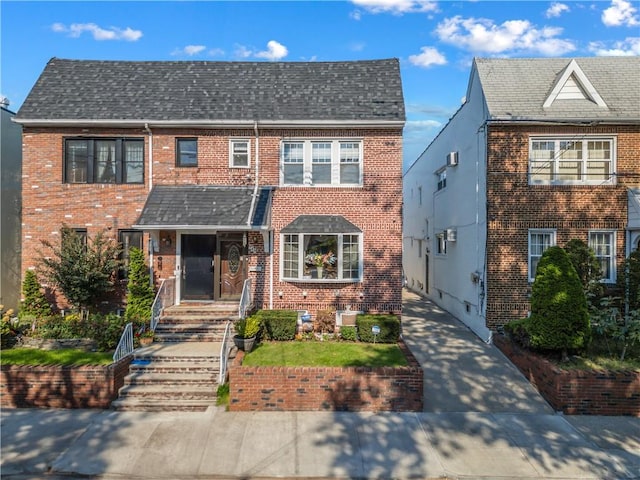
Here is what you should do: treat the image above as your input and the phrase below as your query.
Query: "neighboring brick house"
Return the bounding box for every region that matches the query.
[403,57,640,341]
[15,58,405,317]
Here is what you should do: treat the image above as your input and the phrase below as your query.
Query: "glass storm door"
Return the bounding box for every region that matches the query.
[181,234,216,300]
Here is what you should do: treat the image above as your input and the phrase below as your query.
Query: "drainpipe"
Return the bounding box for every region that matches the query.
[144,123,154,284]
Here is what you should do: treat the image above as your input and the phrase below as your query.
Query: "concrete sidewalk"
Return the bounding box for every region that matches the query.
[2,290,639,479]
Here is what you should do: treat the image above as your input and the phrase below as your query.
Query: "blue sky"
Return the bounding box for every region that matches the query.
[2,0,639,169]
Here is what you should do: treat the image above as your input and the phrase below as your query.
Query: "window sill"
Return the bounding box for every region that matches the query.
[283,277,361,284]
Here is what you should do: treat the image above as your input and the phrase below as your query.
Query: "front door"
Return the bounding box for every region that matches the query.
[181,234,216,300]
[218,235,246,300]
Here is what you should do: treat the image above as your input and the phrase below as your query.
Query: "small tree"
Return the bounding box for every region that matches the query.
[38,227,121,311]
[19,270,53,319]
[564,238,603,298]
[124,247,154,323]
[528,246,591,361]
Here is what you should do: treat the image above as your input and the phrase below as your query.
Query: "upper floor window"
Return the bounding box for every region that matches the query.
[282,233,361,282]
[528,229,556,281]
[436,232,447,255]
[589,231,616,283]
[529,137,615,185]
[436,168,447,191]
[176,138,198,167]
[281,140,362,186]
[230,140,250,168]
[64,138,144,184]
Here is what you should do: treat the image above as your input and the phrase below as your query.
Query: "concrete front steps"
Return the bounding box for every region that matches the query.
[112,303,237,412]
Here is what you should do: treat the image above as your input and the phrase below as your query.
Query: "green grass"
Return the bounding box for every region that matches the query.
[242,341,408,367]
[216,383,230,408]
[1,348,113,366]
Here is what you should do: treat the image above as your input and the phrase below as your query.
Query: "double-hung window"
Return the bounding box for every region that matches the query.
[64,138,144,184]
[528,229,556,281]
[281,140,362,186]
[529,137,615,185]
[282,233,362,281]
[436,168,447,191]
[436,232,447,255]
[589,231,616,283]
[230,140,250,168]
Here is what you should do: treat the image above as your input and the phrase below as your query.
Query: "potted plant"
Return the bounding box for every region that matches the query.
[305,251,336,279]
[233,315,261,352]
[135,325,155,347]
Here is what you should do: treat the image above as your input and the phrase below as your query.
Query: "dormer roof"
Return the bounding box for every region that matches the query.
[543,59,607,108]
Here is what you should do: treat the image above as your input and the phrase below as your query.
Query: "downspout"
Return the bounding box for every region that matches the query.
[144,123,154,285]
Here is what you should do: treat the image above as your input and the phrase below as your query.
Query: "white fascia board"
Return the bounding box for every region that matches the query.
[543,59,607,109]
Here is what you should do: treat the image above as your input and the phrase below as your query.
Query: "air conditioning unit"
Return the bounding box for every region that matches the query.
[446,228,457,242]
[447,151,459,167]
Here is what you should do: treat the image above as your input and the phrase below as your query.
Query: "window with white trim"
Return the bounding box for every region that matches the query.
[281,140,362,186]
[589,231,616,283]
[529,137,615,185]
[436,232,446,255]
[230,140,250,168]
[436,168,446,191]
[281,233,361,281]
[528,229,556,281]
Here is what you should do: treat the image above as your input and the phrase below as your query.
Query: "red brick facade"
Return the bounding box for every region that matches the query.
[485,125,640,327]
[21,126,403,314]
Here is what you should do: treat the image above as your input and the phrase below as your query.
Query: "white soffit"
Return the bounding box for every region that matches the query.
[543,59,608,109]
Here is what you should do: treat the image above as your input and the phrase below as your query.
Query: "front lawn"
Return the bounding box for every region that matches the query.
[242,341,408,367]
[0,348,113,366]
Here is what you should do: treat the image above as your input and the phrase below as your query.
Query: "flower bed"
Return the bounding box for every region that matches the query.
[1,356,131,408]
[228,339,423,412]
[495,335,640,416]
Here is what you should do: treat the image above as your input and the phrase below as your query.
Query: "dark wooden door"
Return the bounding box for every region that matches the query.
[218,236,246,300]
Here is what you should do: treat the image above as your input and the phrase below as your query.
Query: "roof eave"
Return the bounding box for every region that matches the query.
[487,116,640,126]
[131,224,262,231]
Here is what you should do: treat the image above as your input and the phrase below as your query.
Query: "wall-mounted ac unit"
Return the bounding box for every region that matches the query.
[447,151,459,167]
[446,228,457,242]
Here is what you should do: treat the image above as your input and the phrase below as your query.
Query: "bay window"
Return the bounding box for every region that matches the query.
[64,138,144,184]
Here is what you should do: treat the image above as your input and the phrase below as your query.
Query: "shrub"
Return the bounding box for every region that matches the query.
[564,238,603,297]
[522,246,590,361]
[260,310,297,341]
[339,325,357,342]
[356,314,400,343]
[234,315,262,339]
[314,309,335,334]
[124,247,154,323]
[19,270,52,319]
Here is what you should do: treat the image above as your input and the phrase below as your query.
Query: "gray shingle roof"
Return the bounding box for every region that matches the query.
[133,185,272,229]
[16,58,405,123]
[281,215,361,233]
[474,57,640,121]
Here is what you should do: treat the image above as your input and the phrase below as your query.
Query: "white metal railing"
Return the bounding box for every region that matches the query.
[238,278,252,319]
[113,322,134,362]
[151,277,176,332]
[218,320,234,384]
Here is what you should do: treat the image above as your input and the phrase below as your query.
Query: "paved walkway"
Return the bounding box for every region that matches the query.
[2,290,639,479]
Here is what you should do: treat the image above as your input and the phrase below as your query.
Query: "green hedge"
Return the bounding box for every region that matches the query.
[355,314,400,343]
[257,309,297,341]
[339,325,357,342]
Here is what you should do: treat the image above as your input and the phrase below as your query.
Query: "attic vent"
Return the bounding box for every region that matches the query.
[544,59,607,109]
[556,74,588,100]
[447,152,458,167]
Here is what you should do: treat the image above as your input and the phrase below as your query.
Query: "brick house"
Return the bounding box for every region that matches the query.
[403,57,640,341]
[15,58,405,318]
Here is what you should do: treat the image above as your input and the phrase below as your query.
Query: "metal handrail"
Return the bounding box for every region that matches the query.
[238,278,252,319]
[218,320,234,384]
[151,277,176,332]
[113,322,133,362]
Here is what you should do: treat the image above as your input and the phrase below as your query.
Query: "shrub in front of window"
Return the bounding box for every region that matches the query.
[508,246,590,362]
[124,247,154,323]
[356,314,400,343]
[259,310,297,341]
[564,238,603,297]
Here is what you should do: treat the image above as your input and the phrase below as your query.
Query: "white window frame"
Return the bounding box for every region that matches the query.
[280,232,363,282]
[589,230,616,283]
[229,139,250,169]
[528,136,616,186]
[436,232,447,255]
[528,229,557,282]
[436,168,447,191]
[280,139,363,186]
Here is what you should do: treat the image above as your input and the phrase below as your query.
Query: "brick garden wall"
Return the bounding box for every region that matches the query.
[495,335,640,416]
[229,340,423,412]
[0,357,132,408]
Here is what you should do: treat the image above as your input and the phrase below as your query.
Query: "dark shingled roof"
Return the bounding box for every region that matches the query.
[133,186,272,229]
[281,215,361,234]
[16,58,405,123]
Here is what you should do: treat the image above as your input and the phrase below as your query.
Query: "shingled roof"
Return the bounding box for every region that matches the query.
[16,58,405,125]
[473,56,640,122]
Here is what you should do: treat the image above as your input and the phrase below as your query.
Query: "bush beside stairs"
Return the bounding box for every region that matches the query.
[111,303,238,412]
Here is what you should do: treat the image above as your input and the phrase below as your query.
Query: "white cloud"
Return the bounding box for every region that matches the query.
[255,40,288,61]
[408,46,447,68]
[602,0,639,27]
[588,37,640,55]
[208,48,225,57]
[404,119,442,132]
[52,22,142,41]
[350,0,437,15]
[545,2,570,18]
[435,16,575,56]
[234,45,253,59]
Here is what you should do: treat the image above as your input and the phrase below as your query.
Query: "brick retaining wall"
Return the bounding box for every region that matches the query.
[229,340,423,412]
[1,357,132,408]
[495,335,639,416]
